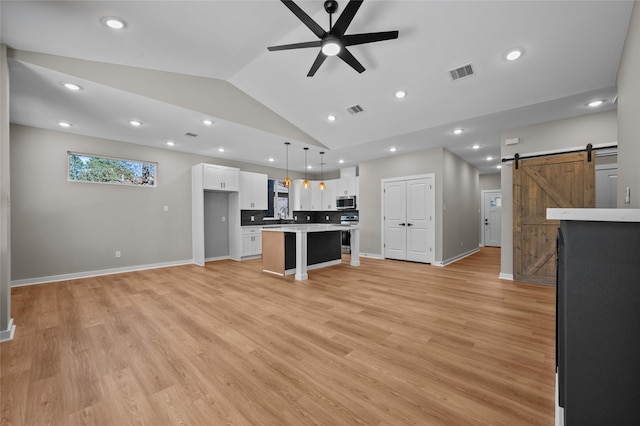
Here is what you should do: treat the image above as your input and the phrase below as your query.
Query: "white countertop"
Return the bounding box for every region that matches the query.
[262,224,359,233]
[547,208,640,222]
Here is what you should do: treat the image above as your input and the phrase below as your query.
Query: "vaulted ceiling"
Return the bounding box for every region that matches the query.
[1,1,632,174]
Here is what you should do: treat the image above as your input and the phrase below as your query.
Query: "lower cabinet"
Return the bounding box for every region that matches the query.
[241,228,262,257]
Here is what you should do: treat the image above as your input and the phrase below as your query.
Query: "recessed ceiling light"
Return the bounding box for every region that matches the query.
[102,17,126,30]
[505,48,523,61]
[472,144,480,150]
[218,148,225,153]
[327,114,336,122]
[202,119,213,126]
[453,128,463,135]
[63,82,82,91]
[129,120,142,127]
[58,121,71,128]
[587,100,605,107]
[395,90,406,99]
[496,164,502,169]
[339,159,345,164]
[268,157,275,162]
[389,147,397,152]
[166,141,175,147]
[486,156,494,161]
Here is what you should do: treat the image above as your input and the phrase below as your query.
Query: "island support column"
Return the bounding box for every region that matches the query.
[350,228,360,266]
[294,230,308,280]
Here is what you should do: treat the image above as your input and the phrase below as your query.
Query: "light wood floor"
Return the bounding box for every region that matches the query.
[1,248,556,425]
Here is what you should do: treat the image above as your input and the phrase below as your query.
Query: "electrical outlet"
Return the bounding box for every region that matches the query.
[115,251,121,258]
[624,187,631,204]
[307,215,310,220]
[294,216,298,220]
[326,216,329,221]
[250,215,254,221]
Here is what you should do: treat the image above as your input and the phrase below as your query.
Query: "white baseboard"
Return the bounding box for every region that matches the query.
[436,248,480,267]
[359,253,383,259]
[204,255,231,262]
[0,318,16,342]
[10,259,193,287]
[499,272,514,281]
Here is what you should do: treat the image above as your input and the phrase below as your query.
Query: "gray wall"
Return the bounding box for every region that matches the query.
[442,149,480,261]
[9,124,304,282]
[499,110,618,277]
[618,0,640,208]
[359,147,444,260]
[479,173,501,191]
[1,45,11,337]
[358,147,479,264]
[204,192,230,259]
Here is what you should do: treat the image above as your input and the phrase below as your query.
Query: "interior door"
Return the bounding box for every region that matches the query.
[406,178,432,262]
[383,180,407,260]
[513,152,595,284]
[483,190,502,247]
[595,165,617,208]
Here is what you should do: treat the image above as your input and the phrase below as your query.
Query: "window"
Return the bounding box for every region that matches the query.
[68,152,157,187]
[267,179,289,218]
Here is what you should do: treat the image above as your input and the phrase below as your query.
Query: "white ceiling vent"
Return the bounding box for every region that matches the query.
[346,104,364,114]
[449,64,475,81]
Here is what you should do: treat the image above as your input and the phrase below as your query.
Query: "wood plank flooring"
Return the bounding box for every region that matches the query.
[1,248,556,425]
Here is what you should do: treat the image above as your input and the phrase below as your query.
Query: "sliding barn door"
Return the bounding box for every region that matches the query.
[514,152,595,284]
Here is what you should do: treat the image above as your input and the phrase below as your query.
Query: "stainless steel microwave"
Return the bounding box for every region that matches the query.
[336,195,356,210]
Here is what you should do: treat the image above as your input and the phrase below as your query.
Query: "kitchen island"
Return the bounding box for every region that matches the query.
[262,224,360,280]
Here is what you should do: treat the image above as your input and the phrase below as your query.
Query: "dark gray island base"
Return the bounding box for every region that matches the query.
[262,224,360,280]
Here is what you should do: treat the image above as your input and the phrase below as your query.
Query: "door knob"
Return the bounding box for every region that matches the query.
[399,223,406,226]
[407,223,413,226]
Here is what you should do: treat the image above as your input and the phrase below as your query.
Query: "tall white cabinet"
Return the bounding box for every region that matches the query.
[192,163,241,266]
[239,171,268,210]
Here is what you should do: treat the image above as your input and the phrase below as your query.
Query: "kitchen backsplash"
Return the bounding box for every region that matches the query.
[241,210,357,226]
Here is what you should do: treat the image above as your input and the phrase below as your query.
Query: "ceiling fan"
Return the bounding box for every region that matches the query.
[267,0,399,77]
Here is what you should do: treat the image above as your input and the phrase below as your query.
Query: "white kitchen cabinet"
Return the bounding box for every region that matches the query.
[239,171,268,210]
[310,180,322,210]
[241,227,262,257]
[203,164,239,191]
[322,179,338,210]
[337,176,357,196]
[292,180,312,210]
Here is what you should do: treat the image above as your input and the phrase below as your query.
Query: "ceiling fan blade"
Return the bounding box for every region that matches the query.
[337,47,365,73]
[307,51,328,77]
[281,0,326,39]
[268,40,322,51]
[331,0,363,36]
[343,31,399,46]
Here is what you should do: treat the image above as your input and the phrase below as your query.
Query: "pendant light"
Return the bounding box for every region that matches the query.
[302,147,310,189]
[283,142,291,188]
[318,152,326,191]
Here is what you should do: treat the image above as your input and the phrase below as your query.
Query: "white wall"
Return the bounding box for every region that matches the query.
[618,0,640,207]
[1,45,13,340]
[499,110,618,277]
[479,173,501,191]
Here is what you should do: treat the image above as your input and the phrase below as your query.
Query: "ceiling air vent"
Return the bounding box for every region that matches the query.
[185,132,198,137]
[346,104,364,115]
[449,63,475,81]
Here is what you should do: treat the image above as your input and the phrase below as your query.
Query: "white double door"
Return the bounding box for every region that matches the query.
[383,176,434,263]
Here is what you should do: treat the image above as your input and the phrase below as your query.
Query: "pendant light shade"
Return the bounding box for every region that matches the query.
[302,147,310,189]
[283,142,291,188]
[318,151,326,191]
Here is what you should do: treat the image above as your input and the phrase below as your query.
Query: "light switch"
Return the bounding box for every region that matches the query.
[222,216,226,222]
[163,205,169,212]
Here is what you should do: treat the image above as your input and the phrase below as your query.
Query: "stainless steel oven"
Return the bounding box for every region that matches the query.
[336,195,356,210]
[340,214,359,253]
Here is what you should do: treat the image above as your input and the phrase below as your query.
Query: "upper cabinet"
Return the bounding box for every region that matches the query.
[239,171,268,210]
[322,179,338,211]
[337,176,357,196]
[292,179,338,211]
[203,164,239,191]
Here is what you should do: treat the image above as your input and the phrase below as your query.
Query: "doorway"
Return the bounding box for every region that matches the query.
[482,190,501,247]
[382,175,435,263]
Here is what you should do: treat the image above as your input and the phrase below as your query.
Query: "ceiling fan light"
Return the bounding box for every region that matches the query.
[321,37,341,56]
